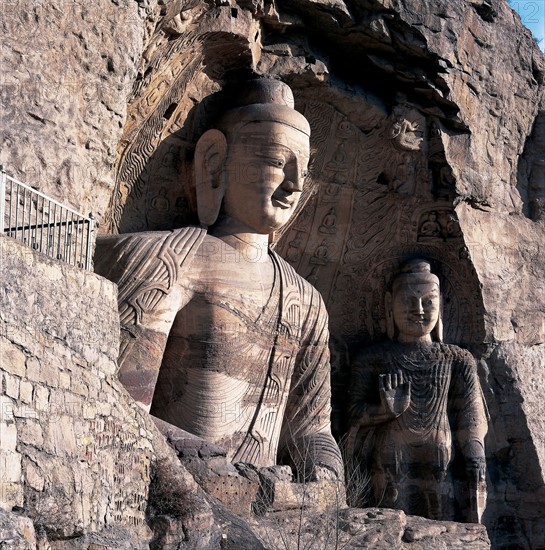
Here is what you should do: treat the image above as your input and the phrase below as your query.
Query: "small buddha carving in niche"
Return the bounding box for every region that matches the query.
[319,208,338,235]
[95,79,343,482]
[348,259,487,522]
[420,211,442,238]
[310,239,330,265]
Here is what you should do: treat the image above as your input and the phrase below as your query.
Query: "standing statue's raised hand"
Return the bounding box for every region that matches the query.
[379,372,411,417]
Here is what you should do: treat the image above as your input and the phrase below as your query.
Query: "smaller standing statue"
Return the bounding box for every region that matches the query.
[348,259,487,522]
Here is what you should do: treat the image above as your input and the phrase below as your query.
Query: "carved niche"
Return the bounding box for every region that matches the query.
[347,259,488,523]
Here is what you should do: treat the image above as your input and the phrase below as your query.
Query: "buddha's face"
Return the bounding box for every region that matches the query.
[392,280,440,341]
[220,121,310,234]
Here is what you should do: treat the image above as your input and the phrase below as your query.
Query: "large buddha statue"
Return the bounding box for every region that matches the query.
[347,259,487,521]
[95,79,343,481]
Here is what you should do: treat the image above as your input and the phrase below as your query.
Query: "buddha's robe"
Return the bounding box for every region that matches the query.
[95,227,342,479]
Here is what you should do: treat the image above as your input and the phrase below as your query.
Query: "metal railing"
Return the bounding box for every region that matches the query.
[0,166,94,270]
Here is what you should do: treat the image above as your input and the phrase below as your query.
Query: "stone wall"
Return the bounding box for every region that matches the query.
[0,236,154,544]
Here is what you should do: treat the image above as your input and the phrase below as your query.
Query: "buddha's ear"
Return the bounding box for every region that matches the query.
[194,129,228,227]
[434,295,444,343]
[385,291,395,340]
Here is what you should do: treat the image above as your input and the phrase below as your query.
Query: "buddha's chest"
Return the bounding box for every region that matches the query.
[169,287,302,382]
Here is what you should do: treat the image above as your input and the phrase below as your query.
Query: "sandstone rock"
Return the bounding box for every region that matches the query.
[1,0,544,548]
[0,509,36,549]
[0,0,160,226]
[251,507,490,550]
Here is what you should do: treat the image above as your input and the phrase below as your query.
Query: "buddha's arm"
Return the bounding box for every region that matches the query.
[94,228,205,411]
[116,286,189,411]
[449,351,488,478]
[278,290,343,481]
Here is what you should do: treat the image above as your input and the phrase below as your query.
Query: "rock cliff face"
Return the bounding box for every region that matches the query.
[0,0,156,222]
[1,0,544,548]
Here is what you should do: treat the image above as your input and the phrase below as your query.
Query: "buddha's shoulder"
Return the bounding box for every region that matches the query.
[351,341,476,365]
[272,252,325,299]
[435,343,477,367]
[95,227,206,282]
[96,226,205,254]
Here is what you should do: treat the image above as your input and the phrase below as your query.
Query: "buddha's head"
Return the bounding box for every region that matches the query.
[385,259,443,343]
[194,79,310,235]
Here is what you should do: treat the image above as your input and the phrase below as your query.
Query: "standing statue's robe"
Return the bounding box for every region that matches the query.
[95,227,342,479]
[348,341,487,514]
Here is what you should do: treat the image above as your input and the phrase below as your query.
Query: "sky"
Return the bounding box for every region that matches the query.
[508,0,545,51]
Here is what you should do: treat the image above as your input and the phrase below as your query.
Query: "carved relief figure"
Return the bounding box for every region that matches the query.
[389,113,424,152]
[147,187,171,226]
[382,104,430,198]
[95,79,343,481]
[416,209,464,242]
[323,182,341,202]
[445,214,462,238]
[319,208,338,234]
[286,231,304,263]
[348,259,487,522]
[420,211,442,237]
[310,239,330,265]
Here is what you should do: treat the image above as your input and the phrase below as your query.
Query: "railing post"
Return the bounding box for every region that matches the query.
[0,165,6,234]
[85,213,94,270]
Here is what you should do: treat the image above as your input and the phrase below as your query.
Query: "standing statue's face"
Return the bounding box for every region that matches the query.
[392,280,440,341]
[220,121,310,234]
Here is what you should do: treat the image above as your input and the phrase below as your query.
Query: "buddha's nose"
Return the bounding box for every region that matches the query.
[282,179,298,193]
[283,165,304,193]
[412,298,424,315]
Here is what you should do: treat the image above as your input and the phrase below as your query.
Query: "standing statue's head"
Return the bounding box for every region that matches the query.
[385,259,443,343]
[194,79,311,234]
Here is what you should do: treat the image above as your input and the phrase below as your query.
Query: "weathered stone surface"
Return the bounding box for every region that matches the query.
[2,0,544,548]
[0,1,158,225]
[153,417,228,460]
[251,507,490,550]
[0,508,36,549]
[1,236,153,540]
[0,236,229,548]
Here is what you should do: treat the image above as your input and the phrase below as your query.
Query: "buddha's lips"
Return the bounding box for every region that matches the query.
[407,316,426,324]
[272,196,294,209]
